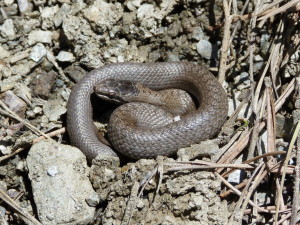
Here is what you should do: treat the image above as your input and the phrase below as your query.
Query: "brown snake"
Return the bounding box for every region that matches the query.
[67,62,228,161]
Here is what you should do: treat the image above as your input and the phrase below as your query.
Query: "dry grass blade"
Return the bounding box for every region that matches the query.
[0,100,51,140]
[275,121,300,223]
[258,0,300,21]
[290,132,300,224]
[218,0,233,84]
[217,77,295,171]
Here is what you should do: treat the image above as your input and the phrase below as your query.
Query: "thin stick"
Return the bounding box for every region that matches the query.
[0,100,51,140]
[290,131,300,225]
[0,188,42,225]
[258,0,300,21]
[275,121,300,223]
[218,0,233,84]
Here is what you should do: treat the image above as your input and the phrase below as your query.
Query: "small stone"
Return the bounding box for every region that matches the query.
[177,140,220,161]
[4,0,14,5]
[47,166,58,176]
[17,0,33,14]
[0,19,16,40]
[0,90,27,117]
[166,53,180,62]
[254,55,263,62]
[64,64,86,83]
[86,192,100,207]
[43,99,66,122]
[0,46,10,59]
[227,169,242,184]
[56,51,75,62]
[253,61,264,73]
[16,161,25,171]
[33,106,43,114]
[0,181,7,190]
[191,26,205,41]
[293,109,300,124]
[40,5,59,18]
[0,206,6,217]
[55,79,64,88]
[30,71,57,98]
[196,40,216,59]
[0,82,14,92]
[0,145,11,155]
[30,43,47,62]
[28,30,53,45]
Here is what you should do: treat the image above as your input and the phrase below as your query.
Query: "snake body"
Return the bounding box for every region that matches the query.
[67,62,228,161]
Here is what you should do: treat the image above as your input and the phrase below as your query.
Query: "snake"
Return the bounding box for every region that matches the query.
[67,62,228,161]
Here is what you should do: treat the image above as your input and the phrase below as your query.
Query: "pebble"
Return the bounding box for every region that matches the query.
[0,19,16,40]
[177,140,220,161]
[47,166,58,176]
[0,90,27,117]
[30,43,47,62]
[293,109,300,124]
[253,61,264,73]
[17,0,33,14]
[0,46,10,59]
[56,51,75,62]
[30,71,57,98]
[85,192,100,207]
[43,99,66,122]
[196,40,216,59]
[28,30,53,45]
[0,145,11,155]
[191,26,205,41]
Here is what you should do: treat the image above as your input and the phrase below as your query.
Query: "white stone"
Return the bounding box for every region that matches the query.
[28,30,53,45]
[30,43,47,62]
[196,40,212,59]
[0,46,10,59]
[56,51,75,62]
[0,19,16,40]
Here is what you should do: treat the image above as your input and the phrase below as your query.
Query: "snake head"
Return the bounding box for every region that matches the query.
[94,79,139,104]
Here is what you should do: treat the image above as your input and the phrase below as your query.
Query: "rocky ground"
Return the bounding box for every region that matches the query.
[0,0,299,224]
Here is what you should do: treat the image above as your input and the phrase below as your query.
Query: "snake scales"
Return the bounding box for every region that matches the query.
[67,62,228,161]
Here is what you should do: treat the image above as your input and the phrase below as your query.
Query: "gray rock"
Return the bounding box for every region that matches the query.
[17,0,33,14]
[43,99,66,122]
[293,109,300,124]
[53,4,71,27]
[30,71,57,98]
[0,145,11,155]
[28,30,53,45]
[253,61,264,73]
[227,169,243,184]
[0,90,27,117]
[0,19,16,40]
[30,43,47,62]
[234,72,249,84]
[254,54,263,62]
[227,94,251,119]
[276,114,293,138]
[177,140,220,161]
[82,0,123,32]
[196,40,216,59]
[27,140,96,225]
[0,46,10,59]
[56,51,75,62]
[191,26,205,41]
